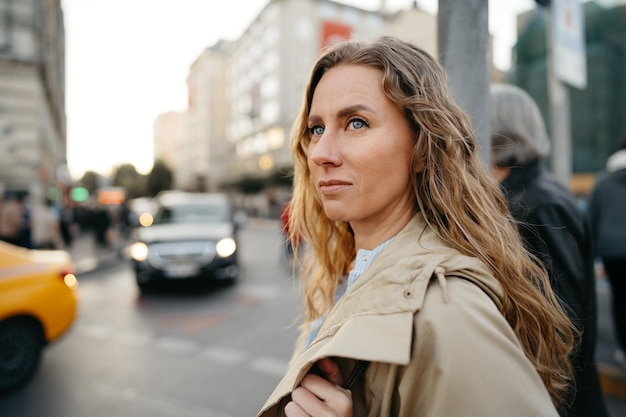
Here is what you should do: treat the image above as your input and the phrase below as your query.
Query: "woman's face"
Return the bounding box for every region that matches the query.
[307,64,416,237]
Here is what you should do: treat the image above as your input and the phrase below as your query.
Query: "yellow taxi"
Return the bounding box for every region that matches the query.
[0,241,79,392]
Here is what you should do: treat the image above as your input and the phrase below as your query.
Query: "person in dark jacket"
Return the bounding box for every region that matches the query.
[490,83,608,417]
[588,136,626,359]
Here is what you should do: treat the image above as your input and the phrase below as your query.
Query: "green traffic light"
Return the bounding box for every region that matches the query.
[70,187,89,202]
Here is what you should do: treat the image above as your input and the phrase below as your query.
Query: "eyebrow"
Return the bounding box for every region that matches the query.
[308,104,376,124]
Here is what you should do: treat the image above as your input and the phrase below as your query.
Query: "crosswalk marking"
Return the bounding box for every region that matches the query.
[114,331,153,346]
[238,284,282,299]
[154,336,198,353]
[94,382,235,417]
[199,346,247,365]
[77,323,113,339]
[250,356,289,378]
[77,322,290,379]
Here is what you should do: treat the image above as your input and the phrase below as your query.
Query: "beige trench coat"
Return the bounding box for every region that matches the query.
[258,216,560,417]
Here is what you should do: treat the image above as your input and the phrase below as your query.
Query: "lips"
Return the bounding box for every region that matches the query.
[319,179,352,194]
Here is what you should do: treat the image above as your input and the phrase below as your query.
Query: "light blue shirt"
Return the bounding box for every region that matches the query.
[304,237,394,348]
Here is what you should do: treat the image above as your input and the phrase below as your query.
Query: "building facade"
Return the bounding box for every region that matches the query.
[0,0,67,201]
[180,40,233,192]
[153,110,184,176]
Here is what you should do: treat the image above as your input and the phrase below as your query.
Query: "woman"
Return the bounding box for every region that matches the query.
[258,36,575,417]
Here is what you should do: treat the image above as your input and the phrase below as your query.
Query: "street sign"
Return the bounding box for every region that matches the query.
[552,0,587,89]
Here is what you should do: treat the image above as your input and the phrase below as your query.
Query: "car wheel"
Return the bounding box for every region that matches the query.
[0,317,45,392]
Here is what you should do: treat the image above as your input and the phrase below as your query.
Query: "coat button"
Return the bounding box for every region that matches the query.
[404,289,413,298]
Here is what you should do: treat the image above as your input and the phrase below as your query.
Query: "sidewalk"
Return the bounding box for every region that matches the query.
[67,223,626,414]
[68,230,127,275]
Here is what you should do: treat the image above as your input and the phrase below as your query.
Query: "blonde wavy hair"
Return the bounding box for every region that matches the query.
[287,36,574,406]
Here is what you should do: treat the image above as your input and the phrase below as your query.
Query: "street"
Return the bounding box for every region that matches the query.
[1,218,626,416]
[0,220,300,417]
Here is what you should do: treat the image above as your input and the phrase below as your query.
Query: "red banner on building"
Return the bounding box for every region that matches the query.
[321,21,352,49]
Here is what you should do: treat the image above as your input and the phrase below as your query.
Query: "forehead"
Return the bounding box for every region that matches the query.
[311,65,387,108]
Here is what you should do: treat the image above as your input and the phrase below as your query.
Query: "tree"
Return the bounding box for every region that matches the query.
[146,159,173,196]
[79,170,100,196]
[112,163,144,198]
[237,176,265,194]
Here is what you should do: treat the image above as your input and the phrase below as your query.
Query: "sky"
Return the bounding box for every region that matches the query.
[62,0,537,179]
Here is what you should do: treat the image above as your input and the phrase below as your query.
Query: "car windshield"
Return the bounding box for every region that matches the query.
[153,202,230,225]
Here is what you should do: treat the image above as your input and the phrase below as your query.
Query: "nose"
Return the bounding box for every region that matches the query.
[309,131,342,167]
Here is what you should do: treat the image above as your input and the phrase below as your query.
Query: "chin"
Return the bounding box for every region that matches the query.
[323,205,351,223]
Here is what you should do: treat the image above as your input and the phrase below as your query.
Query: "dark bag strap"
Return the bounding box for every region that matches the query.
[343,360,370,389]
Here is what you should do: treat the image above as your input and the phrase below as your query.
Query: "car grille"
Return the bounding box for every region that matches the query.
[147,241,216,268]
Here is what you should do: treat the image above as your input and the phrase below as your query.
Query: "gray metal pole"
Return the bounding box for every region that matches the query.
[545,7,573,187]
[437,0,490,164]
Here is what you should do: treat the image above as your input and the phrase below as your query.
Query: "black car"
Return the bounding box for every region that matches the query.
[128,192,240,291]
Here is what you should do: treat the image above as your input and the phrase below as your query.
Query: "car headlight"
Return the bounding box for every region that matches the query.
[216,237,236,258]
[139,213,153,227]
[129,242,149,261]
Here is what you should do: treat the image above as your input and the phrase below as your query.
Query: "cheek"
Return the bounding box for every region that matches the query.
[362,151,411,188]
[306,155,317,177]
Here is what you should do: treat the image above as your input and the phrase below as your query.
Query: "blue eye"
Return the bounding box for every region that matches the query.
[348,118,367,130]
[309,125,324,136]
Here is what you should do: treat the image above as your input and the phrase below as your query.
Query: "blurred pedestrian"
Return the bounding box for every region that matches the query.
[490,83,608,417]
[259,36,576,417]
[0,193,26,246]
[20,194,32,248]
[92,203,112,248]
[588,136,626,364]
[279,198,302,262]
[59,203,75,248]
[31,199,62,250]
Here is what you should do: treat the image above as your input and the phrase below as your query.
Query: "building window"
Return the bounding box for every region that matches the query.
[0,0,13,52]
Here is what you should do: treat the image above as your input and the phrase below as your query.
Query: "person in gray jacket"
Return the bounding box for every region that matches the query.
[490,83,608,417]
[589,136,626,360]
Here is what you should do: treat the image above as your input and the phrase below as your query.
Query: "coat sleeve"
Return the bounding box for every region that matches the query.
[393,277,560,417]
[519,202,595,331]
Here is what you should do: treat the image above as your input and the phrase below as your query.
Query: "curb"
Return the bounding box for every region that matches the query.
[73,247,127,276]
[598,362,626,400]
[74,249,125,276]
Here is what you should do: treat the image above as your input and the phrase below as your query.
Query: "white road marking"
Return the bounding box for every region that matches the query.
[154,336,198,353]
[77,323,113,339]
[94,382,235,417]
[249,356,289,378]
[115,331,154,346]
[238,284,282,299]
[199,346,248,365]
[78,321,291,379]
